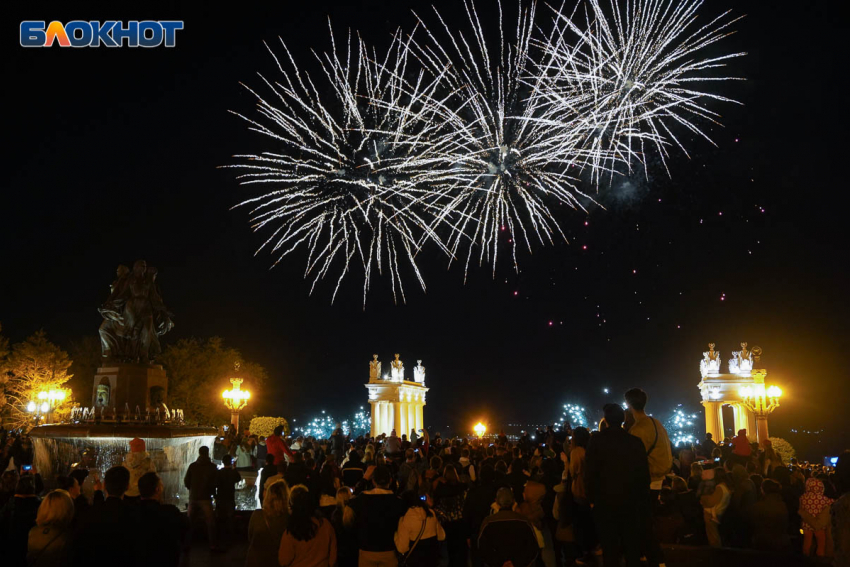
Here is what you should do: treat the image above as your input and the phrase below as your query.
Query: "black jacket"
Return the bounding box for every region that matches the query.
[477,509,539,567]
[585,426,650,510]
[184,455,217,501]
[137,499,189,567]
[348,489,405,552]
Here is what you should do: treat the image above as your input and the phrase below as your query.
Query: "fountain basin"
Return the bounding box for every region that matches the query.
[30,423,217,508]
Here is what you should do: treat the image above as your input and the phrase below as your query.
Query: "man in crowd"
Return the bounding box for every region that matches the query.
[74,466,140,564]
[625,387,672,567]
[137,471,189,566]
[348,464,405,567]
[266,424,294,465]
[216,454,242,544]
[184,445,219,552]
[586,403,650,567]
[477,486,539,567]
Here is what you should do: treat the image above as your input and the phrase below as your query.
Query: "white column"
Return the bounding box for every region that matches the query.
[407,403,415,438]
[702,401,722,442]
[369,402,377,439]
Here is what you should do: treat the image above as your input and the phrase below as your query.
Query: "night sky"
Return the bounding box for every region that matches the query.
[4,1,847,456]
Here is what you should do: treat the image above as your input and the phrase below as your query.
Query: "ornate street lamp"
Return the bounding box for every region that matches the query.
[739,382,782,442]
[222,362,250,432]
[36,389,66,424]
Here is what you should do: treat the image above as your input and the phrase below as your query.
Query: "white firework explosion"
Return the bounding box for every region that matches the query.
[226,23,450,304]
[406,0,606,279]
[537,0,746,177]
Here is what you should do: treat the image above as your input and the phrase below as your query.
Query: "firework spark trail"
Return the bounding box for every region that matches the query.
[403,0,609,280]
[227,0,743,302]
[536,0,746,178]
[224,23,455,305]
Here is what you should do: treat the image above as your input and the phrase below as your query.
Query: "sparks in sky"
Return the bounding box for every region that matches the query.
[536,0,745,178]
[225,23,450,305]
[227,0,743,303]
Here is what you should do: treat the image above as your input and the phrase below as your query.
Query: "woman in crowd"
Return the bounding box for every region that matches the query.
[245,480,290,567]
[331,487,358,567]
[799,477,833,557]
[278,487,337,567]
[433,464,468,567]
[26,490,75,567]
[1,475,42,566]
[395,490,445,567]
[236,438,256,471]
[318,466,340,517]
[700,467,732,547]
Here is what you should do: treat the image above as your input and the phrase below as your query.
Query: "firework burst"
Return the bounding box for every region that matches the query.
[537,0,745,177]
[225,23,451,304]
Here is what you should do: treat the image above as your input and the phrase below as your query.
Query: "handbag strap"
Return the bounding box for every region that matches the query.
[31,528,64,566]
[401,516,428,566]
[646,417,659,456]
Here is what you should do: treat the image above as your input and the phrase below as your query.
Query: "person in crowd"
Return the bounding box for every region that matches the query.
[700,433,717,459]
[730,429,752,468]
[216,453,243,545]
[463,464,498,567]
[136,471,189,567]
[348,464,405,567]
[748,478,790,551]
[507,458,530,505]
[332,487,359,567]
[246,480,290,567]
[433,463,469,567]
[671,476,704,545]
[653,487,684,544]
[761,439,782,476]
[319,464,342,515]
[26,490,74,567]
[800,476,834,557]
[398,449,418,494]
[184,445,220,552]
[700,467,731,547]
[267,425,295,465]
[330,424,346,463]
[585,403,650,567]
[386,430,401,456]
[688,463,703,492]
[458,448,476,483]
[73,466,140,564]
[0,474,42,566]
[236,438,256,470]
[258,453,278,505]
[343,451,366,489]
[122,437,155,503]
[477,487,539,567]
[0,469,19,509]
[286,452,309,488]
[566,426,595,562]
[624,388,671,567]
[257,435,268,471]
[724,464,757,547]
[278,486,337,567]
[395,490,445,567]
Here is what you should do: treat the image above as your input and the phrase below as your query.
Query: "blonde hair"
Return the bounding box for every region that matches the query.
[263,480,290,518]
[336,487,355,528]
[37,490,75,528]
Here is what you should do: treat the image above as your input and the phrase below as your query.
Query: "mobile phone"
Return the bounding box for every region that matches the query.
[714,457,720,462]
[22,464,32,471]
[420,495,427,501]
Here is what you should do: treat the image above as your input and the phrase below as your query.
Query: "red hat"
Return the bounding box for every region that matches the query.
[129,438,146,453]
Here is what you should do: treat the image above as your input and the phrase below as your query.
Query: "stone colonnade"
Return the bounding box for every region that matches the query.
[702,400,758,442]
[369,400,424,438]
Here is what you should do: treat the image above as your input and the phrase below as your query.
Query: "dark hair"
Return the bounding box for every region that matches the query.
[405,448,415,461]
[659,486,675,506]
[401,490,433,516]
[138,472,161,498]
[199,446,210,457]
[373,465,392,487]
[494,460,508,474]
[602,403,625,426]
[266,454,276,466]
[69,469,89,487]
[16,475,37,496]
[55,475,77,492]
[443,463,459,484]
[572,427,590,449]
[761,478,781,495]
[706,432,713,439]
[320,465,337,497]
[624,388,648,411]
[104,466,130,497]
[273,425,285,437]
[222,454,233,465]
[286,488,320,541]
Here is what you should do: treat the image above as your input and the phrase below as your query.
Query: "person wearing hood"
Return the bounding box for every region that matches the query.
[800,477,834,557]
[122,437,156,502]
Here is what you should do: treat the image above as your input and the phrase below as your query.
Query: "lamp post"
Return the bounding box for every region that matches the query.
[222,362,250,433]
[739,383,781,443]
[36,389,67,424]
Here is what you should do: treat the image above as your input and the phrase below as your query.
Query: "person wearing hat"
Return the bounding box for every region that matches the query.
[122,437,156,503]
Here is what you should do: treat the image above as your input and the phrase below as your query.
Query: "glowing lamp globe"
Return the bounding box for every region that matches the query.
[767,385,782,398]
[473,422,486,438]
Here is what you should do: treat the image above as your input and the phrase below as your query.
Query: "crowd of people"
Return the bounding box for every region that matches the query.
[1,387,849,567]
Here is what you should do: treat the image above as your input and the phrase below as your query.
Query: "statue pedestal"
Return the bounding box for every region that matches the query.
[92,363,169,413]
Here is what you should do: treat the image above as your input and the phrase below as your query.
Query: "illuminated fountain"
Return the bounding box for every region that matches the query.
[29,260,216,507]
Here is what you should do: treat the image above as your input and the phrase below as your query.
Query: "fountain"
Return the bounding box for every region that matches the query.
[28,259,216,507]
